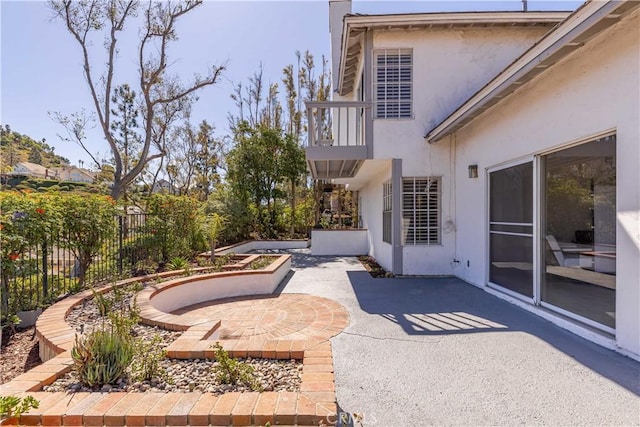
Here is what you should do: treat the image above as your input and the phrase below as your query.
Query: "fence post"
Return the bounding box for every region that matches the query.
[42,240,48,298]
[118,216,124,276]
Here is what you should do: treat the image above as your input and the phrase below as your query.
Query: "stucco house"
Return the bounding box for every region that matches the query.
[308,0,639,360]
[10,162,95,183]
[57,166,95,183]
[11,161,55,179]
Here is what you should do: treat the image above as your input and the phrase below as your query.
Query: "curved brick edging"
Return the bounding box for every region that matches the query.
[137,254,291,330]
[1,251,347,425]
[35,254,291,362]
[0,341,339,426]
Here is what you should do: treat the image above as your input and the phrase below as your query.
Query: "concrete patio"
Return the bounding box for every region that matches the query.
[279,250,640,426]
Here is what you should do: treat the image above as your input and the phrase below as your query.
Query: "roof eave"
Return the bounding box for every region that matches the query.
[336,11,570,95]
[426,1,640,143]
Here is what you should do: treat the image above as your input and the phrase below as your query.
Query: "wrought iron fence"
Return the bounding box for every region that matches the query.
[1,213,164,317]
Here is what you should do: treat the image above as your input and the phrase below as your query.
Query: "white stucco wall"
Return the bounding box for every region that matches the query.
[216,239,309,255]
[366,26,548,275]
[311,229,368,255]
[151,257,292,313]
[358,162,392,272]
[452,10,640,358]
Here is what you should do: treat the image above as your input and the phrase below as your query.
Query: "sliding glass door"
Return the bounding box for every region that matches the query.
[541,135,616,330]
[489,161,534,298]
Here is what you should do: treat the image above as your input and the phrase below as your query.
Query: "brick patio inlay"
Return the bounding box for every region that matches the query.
[174,294,348,342]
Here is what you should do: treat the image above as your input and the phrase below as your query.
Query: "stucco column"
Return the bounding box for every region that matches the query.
[392,158,403,275]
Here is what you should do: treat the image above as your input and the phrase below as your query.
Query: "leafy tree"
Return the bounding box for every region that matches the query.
[28,147,42,165]
[50,0,224,200]
[110,84,141,180]
[193,121,221,201]
[58,195,118,287]
[201,211,227,263]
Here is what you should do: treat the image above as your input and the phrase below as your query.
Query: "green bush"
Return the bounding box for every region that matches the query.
[211,342,261,391]
[131,334,167,382]
[0,395,39,422]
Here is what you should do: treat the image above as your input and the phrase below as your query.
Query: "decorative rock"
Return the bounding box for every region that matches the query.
[49,278,303,394]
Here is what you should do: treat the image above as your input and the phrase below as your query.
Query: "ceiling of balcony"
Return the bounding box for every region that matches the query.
[308,159,364,180]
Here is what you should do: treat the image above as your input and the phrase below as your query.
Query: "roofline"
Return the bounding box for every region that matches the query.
[337,11,570,95]
[344,10,570,27]
[426,0,640,143]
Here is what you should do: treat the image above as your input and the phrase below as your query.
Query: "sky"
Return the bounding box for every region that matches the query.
[1,0,582,168]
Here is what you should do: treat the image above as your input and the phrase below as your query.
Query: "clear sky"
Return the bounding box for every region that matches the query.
[1,0,582,168]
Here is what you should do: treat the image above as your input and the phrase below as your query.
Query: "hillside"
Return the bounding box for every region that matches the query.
[0,124,70,172]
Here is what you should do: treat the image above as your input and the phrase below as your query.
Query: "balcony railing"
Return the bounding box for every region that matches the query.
[306,101,371,148]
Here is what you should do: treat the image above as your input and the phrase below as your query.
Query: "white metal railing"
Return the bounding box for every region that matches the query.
[306,101,371,148]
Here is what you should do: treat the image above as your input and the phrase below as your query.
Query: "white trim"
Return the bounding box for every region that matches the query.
[540,301,616,335]
[490,222,533,226]
[487,282,534,304]
[536,128,617,156]
[485,286,619,353]
[339,11,568,95]
[489,231,533,238]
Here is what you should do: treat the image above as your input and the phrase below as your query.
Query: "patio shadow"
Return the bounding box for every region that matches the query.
[346,270,640,396]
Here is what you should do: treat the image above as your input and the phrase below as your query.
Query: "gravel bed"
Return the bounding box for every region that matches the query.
[54,279,302,394]
[65,281,181,347]
[44,357,302,394]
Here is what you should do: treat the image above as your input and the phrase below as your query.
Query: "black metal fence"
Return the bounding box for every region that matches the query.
[1,213,163,317]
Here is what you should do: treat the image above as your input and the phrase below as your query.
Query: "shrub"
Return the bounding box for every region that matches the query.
[131,334,167,382]
[71,329,134,387]
[167,256,189,271]
[58,194,118,287]
[211,342,261,391]
[0,395,39,422]
[145,195,205,261]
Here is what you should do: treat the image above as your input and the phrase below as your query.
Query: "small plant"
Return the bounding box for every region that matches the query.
[71,329,134,387]
[0,395,39,422]
[249,256,272,270]
[211,342,262,391]
[131,334,167,382]
[108,295,139,337]
[167,256,189,271]
[213,253,233,272]
[91,289,113,318]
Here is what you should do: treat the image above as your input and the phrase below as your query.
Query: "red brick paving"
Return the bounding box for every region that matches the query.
[3,254,348,426]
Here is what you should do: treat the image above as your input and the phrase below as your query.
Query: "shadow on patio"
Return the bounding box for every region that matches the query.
[345,270,640,396]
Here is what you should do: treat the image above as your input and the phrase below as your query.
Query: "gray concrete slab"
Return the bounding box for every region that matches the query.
[276,250,640,426]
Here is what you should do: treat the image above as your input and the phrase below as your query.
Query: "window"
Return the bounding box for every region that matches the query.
[402,177,440,245]
[382,180,392,243]
[373,49,412,119]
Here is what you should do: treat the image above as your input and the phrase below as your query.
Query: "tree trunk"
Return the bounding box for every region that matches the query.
[210,239,216,264]
[290,180,296,237]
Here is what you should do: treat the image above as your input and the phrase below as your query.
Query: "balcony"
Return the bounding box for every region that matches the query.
[306,101,372,179]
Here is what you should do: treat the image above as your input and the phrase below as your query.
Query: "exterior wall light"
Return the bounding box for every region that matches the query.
[468,164,479,179]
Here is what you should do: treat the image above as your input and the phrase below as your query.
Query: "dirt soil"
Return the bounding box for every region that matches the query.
[1,327,42,384]
[357,255,393,278]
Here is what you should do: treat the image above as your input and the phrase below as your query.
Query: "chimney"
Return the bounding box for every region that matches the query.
[329,0,352,93]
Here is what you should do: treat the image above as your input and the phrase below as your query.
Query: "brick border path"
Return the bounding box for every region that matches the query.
[0,255,349,426]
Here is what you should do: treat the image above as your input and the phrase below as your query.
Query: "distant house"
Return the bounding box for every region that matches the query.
[11,162,55,179]
[152,179,174,194]
[58,166,95,183]
[9,162,95,183]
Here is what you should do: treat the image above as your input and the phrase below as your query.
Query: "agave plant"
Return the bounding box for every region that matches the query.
[71,329,134,387]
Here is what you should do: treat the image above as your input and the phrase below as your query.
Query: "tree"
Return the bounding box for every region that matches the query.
[110,84,141,179]
[201,212,226,263]
[193,121,221,200]
[28,147,43,165]
[50,0,224,200]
